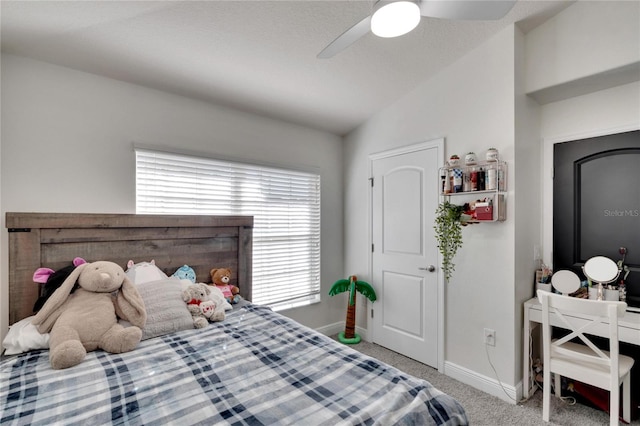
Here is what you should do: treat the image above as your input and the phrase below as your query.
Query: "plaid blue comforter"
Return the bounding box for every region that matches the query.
[1,305,467,425]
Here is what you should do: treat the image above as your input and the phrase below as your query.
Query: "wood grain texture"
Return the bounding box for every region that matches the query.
[6,213,253,324]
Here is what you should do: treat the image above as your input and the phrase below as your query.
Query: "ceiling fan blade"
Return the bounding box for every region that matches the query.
[419,0,516,20]
[317,15,372,59]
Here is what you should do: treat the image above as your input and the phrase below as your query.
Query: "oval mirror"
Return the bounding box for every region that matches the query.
[551,270,581,295]
[583,256,619,284]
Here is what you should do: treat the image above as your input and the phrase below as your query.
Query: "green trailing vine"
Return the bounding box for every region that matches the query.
[434,201,465,283]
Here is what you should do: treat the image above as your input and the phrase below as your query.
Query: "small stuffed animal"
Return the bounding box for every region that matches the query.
[32,257,86,312]
[182,283,213,328]
[199,300,216,319]
[31,261,147,370]
[210,268,241,304]
[125,260,168,285]
[173,265,196,283]
[206,286,228,321]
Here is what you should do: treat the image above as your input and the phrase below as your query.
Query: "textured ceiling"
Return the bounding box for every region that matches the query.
[1,0,573,136]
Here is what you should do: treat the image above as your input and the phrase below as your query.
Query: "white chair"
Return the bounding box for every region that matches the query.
[537,290,634,425]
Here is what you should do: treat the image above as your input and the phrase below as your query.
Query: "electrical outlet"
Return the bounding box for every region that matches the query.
[484,328,496,346]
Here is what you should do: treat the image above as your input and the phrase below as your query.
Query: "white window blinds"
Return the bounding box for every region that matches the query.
[135,148,321,310]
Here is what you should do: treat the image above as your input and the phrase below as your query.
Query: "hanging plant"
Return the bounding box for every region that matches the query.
[434,201,466,283]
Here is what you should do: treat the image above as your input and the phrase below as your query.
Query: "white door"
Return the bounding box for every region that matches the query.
[370,140,442,368]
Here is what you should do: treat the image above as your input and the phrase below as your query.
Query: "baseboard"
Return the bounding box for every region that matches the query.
[315,322,369,341]
[444,361,521,404]
[315,321,343,337]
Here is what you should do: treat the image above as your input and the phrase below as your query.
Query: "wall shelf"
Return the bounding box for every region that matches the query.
[439,160,507,222]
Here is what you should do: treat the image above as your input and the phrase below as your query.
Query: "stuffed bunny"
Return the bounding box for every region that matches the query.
[31,261,147,369]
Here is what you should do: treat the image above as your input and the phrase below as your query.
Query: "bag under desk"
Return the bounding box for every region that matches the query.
[523,296,640,399]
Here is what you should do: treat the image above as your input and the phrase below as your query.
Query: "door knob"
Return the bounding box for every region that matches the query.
[419,265,436,272]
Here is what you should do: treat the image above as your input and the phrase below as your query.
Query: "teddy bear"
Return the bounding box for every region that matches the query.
[182,283,220,328]
[210,267,241,304]
[31,261,147,370]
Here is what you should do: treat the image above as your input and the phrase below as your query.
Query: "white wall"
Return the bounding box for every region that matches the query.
[525,0,639,94]
[344,26,519,395]
[0,54,345,341]
[513,26,542,386]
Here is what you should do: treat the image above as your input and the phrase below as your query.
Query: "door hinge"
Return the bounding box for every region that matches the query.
[371,309,374,319]
[371,243,374,252]
[369,177,374,187]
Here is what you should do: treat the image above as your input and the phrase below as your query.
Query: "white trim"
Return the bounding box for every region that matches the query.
[355,325,369,342]
[444,361,520,404]
[132,142,321,175]
[369,137,446,160]
[314,322,369,342]
[315,321,344,337]
[368,138,446,373]
[543,123,639,146]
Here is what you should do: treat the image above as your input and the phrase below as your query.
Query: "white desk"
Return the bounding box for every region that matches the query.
[523,296,640,398]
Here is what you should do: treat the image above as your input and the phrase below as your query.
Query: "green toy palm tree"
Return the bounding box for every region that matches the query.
[329,275,377,344]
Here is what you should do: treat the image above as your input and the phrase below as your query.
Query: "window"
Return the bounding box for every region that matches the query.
[135,148,321,310]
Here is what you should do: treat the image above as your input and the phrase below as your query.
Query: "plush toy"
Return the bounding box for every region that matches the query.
[32,257,86,312]
[199,300,217,319]
[125,260,168,284]
[31,261,147,370]
[206,286,228,321]
[210,268,241,304]
[182,283,217,328]
[173,265,196,283]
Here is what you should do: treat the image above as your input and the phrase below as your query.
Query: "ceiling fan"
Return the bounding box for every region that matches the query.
[318,0,517,59]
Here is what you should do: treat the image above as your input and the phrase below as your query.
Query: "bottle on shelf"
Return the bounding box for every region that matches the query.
[470,168,478,191]
[486,167,497,190]
[443,169,451,194]
[463,171,471,192]
[478,168,486,191]
[453,169,463,193]
[498,166,505,191]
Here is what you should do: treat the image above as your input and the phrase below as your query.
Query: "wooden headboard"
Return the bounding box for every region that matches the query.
[6,213,253,325]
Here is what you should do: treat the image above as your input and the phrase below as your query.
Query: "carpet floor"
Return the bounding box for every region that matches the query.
[342,338,639,425]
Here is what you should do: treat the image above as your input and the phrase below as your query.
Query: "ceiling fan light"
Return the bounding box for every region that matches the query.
[371,1,421,38]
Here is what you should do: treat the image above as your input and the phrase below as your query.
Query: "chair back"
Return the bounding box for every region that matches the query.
[537,290,627,371]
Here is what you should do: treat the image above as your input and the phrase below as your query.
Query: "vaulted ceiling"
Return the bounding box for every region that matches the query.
[1,1,572,135]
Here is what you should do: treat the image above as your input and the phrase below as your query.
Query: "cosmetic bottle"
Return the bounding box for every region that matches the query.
[478,168,486,191]
[486,167,497,190]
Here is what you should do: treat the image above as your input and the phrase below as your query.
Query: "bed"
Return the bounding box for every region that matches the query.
[1,212,468,425]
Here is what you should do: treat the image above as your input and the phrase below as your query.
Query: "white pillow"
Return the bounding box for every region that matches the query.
[2,316,50,355]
